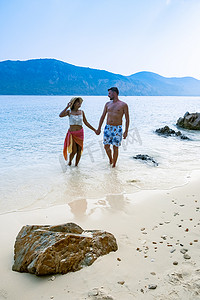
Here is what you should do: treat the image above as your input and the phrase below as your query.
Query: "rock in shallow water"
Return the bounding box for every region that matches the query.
[133,154,158,166]
[177,112,200,130]
[12,223,118,276]
[155,126,189,140]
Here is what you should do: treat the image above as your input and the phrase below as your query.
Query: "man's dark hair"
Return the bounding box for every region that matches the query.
[108,87,119,95]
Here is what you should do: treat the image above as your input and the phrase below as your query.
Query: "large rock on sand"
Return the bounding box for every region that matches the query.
[177,112,200,130]
[12,223,118,276]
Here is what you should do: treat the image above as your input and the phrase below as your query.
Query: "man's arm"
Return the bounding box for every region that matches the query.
[96,103,107,135]
[123,104,129,139]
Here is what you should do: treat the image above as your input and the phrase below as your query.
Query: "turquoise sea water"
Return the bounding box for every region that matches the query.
[1,95,200,214]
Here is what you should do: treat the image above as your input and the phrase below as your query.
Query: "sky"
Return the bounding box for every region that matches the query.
[1,0,200,79]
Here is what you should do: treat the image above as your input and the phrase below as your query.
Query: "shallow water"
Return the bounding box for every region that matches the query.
[1,95,200,213]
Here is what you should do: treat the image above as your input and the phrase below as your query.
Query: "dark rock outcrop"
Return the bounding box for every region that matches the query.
[133,154,158,166]
[177,112,200,130]
[155,126,189,140]
[12,223,118,276]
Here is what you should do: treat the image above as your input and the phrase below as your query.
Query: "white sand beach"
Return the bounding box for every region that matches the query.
[1,170,200,300]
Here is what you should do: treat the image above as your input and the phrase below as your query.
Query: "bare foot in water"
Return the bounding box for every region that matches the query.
[68,161,72,166]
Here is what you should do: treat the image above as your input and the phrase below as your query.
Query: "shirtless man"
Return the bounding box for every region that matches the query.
[96,87,129,167]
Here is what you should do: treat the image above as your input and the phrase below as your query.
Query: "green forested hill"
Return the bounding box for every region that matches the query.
[0,59,200,96]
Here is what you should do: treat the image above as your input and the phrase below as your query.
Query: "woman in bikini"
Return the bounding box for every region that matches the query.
[59,97,97,166]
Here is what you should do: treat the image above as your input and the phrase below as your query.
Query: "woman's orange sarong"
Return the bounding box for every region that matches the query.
[63,128,84,161]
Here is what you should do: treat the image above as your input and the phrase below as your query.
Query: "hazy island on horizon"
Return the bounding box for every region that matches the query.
[1,58,200,96]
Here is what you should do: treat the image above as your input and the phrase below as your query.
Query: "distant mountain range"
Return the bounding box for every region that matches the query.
[0,59,200,96]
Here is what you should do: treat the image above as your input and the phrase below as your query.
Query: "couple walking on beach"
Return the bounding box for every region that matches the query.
[59,87,129,168]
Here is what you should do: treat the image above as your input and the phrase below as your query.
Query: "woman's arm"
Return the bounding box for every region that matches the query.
[82,111,97,132]
[59,102,71,117]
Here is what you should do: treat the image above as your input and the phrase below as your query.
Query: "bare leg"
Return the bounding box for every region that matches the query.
[75,144,82,166]
[68,141,77,166]
[112,145,119,168]
[104,144,113,165]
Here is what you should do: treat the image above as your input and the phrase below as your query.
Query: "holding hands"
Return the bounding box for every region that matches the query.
[95,128,101,135]
[93,129,101,135]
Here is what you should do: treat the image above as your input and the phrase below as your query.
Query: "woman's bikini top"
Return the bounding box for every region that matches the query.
[68,110,83,126]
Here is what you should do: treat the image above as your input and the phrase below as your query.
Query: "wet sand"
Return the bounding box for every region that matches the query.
[0,170,200,299]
